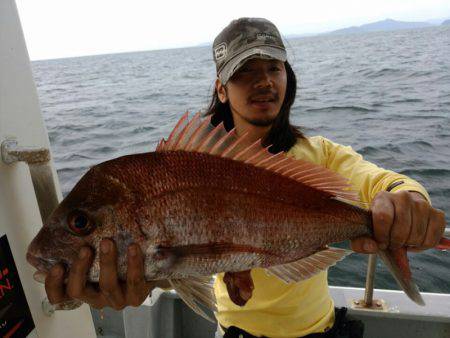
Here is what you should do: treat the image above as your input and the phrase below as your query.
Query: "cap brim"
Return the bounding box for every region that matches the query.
[218,46,287,84]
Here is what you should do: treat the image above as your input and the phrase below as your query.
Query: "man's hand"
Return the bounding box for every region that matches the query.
[44,239,169,310]
[351,190,446,254]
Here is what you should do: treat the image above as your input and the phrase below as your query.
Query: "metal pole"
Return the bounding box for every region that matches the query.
[364,254,377,306]
[28,163,60,223]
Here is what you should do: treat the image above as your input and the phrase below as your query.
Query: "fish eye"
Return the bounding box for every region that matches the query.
[67,210,94,236]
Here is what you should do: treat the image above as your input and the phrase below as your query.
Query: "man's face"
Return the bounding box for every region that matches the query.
[218,58,287,128]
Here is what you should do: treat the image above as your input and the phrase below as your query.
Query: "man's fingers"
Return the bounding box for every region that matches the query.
[371,192,394,249]
[65,247,108,308]
[351,237,379,254]
[66,247,95,300]
[407,199,429,247]
[45,264,69,305]
[126,244,152,306]
[80,284,109,309]
[99,239,126,310]
[370,190,446,253]
[389,191,412,249]
[421,209,446,249]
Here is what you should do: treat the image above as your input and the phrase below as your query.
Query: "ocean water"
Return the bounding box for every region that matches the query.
[31,26,450,293]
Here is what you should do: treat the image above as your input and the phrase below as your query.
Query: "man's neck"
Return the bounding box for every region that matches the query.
[231,111,272,144]
[234,123,271,145]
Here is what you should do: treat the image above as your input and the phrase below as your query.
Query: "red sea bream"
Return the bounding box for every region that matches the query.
[27,112,450,320]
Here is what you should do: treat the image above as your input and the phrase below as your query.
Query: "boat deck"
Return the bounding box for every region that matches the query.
[91,286,450,338]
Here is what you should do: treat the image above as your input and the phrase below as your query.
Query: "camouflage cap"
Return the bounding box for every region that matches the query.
[213,18,287,84]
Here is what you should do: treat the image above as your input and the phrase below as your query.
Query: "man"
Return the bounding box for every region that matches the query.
[45,17,445,338]
[204,17,445,337]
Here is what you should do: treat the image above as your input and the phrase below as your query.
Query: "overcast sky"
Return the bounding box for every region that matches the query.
[16,0,450,60]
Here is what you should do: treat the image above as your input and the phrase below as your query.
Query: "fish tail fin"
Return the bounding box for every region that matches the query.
[436,237,450,250]
[378,247,424,306]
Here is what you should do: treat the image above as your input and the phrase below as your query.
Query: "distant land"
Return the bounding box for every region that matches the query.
[327,18,432,35]
[197,17,450,46]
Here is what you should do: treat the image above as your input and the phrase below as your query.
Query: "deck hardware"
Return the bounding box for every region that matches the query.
[1,139,50,164]
[1,138,59,223]
[352,254,387,311]
[352,298,388,311]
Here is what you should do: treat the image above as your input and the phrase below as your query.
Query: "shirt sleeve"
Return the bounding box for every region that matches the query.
[320,137,431,205]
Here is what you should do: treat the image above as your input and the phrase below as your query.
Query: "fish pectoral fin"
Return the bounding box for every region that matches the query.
[168,276,217,322]
[223,270,254,307]
[266,247,351,283]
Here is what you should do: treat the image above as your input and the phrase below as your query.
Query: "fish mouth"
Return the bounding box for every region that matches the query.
[26,252,60,275]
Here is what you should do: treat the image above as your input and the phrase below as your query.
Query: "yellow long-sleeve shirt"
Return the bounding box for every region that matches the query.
[214,136,430,337]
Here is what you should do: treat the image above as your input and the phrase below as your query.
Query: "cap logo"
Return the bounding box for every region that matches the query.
[214,43,228,61]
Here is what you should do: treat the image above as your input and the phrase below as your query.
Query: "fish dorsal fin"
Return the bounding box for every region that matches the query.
[169,276,217,322]
[266,247,351,283]
[157,113,359,201]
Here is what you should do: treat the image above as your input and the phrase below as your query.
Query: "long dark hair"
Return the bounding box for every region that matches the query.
[204,61,304,153]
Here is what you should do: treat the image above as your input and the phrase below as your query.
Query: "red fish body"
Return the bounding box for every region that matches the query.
[28,151,369,278]
[27,113,449,320]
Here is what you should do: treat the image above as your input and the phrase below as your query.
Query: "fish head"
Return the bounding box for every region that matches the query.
[27,163,138,281]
